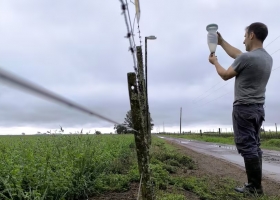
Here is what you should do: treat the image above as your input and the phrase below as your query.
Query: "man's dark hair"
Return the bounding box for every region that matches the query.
[246,22,268,43]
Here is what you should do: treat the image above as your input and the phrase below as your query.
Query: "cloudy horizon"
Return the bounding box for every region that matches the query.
[1,0,280,135]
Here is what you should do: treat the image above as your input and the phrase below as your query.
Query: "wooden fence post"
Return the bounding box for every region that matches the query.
[127,72,154,200]
[219,128,221,136]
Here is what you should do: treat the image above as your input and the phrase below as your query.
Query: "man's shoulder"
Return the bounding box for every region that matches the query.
[249,48,271,57]
[235,52,249,61]
[237,49,271,61]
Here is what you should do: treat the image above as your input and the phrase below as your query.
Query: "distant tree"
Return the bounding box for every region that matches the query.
[114,123,130,134]
[114,110,154,134]
[22,133,25,135]
[95,130,101,135]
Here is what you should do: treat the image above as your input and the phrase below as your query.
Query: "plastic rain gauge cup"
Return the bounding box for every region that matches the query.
[206,24,218,53]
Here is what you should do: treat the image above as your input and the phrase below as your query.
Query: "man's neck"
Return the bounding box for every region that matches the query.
[250,42,263,51]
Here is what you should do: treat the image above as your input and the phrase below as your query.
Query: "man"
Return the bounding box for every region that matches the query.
[208,22,273,195]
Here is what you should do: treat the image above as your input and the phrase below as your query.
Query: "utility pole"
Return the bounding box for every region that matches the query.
[180,107,182,134]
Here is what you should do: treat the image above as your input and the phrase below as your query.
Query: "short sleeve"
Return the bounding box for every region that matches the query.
[231,53,248,73]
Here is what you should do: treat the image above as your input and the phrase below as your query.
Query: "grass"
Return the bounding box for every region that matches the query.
[0,134,279,199]
[160,134,280,151]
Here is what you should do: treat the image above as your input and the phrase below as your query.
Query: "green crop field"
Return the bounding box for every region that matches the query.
[0,134,138,199]
[1,134,279,200]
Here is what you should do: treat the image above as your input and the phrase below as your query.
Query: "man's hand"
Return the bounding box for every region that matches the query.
[209,53,218,65]
[208,52,237,81]
[216,31,242,59]
[217,31,224,45]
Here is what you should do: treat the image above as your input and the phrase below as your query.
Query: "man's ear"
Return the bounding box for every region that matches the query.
[249,32,254,40]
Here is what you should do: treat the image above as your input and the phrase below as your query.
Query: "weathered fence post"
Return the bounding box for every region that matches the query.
[276,123,278,134]
[200,129,202,137]
[127,72,154,200]
[127,72,143,172]
[219,128,221,135]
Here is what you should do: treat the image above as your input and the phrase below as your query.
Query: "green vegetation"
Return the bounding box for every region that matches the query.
[0,134,136,199]
[162,134,280,151]
[0,134,279,199]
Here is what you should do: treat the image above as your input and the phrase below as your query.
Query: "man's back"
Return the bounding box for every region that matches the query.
[232,48,273,105]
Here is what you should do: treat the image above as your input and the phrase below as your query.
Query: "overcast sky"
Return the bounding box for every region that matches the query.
[0,0,280,134]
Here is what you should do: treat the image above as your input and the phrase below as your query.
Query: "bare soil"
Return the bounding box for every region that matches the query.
[91,140,280,199]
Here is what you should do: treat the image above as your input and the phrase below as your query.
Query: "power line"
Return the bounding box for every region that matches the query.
[272,65,280,71]
[0,66,137,132]
[193,81,232,104]
[270,48,280,56]
[265,34,280,48]
[192,80,221,102]
[195,65,280,107]
[199,91,232,107]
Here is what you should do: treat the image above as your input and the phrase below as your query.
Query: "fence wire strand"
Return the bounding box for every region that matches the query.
[0,66,137,132]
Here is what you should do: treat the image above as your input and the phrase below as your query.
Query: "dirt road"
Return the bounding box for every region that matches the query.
[159,135,280,198]
[160,136,280,184]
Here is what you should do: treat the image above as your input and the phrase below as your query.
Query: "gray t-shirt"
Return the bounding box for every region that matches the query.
[232,48,273,106]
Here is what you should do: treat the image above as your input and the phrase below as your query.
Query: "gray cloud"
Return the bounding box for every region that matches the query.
[0,0,280,133]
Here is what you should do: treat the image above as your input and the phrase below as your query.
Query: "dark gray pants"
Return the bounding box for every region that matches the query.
[232,104,265,159]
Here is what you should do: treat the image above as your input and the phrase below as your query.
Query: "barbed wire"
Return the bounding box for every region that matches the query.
[0,66,138,133]
[137,24,143,47]
[119,0,138,73]
[125,0,137,47]
[126,0,143,46]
